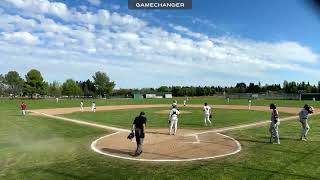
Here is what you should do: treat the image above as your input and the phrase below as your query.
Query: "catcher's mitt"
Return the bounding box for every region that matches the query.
[209,114,212,118]
[141,132,145,139]
[127,131,135,140]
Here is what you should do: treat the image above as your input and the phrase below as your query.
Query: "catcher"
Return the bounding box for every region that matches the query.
[298,104,314,141]
[131,112,147,156]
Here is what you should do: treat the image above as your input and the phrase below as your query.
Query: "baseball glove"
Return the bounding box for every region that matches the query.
[141,132,145,139]
[209,114,212,118]
[127,131,135,140]
[308,106,314,114]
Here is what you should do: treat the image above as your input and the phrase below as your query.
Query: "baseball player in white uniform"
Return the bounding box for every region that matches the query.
[91,102,96,112]
[203,102,212,126]
[80,100,84,112]
[168,105,180,135]
[183,99,186,106]
[248,99,252,110]
[298,104,314,141]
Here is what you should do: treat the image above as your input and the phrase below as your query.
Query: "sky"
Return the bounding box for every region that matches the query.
[1,0,320,88]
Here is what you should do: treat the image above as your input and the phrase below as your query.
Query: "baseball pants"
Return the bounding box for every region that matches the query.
[300,119,310,138]
[169,119,178,135]
[204,114,212,125]
[269,122,280,144]
[135,128,144,155]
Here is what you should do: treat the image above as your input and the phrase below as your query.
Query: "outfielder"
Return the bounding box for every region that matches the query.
[298,104,314,141]
[80,100,84,112]
[168,104,180,135]
[20,102,27,116]
[203,102,212,126]
[91,101,96,112]
[269,104,280,144]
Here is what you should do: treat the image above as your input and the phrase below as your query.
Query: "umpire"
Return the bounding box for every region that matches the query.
[132,112,147,156]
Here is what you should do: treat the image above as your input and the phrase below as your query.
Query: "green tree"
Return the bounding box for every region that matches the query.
[62,79,83,97]
[24,69,46,98]
[4,71,24,97]
[48,81,62,97]
[0,74,6,96]
[92,71,115,97]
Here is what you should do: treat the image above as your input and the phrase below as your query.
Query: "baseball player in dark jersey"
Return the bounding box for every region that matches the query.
[269,104,280,144]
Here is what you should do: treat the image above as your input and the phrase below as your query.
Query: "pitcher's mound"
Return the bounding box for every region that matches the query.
[92,129,241,162]
[155,110,192,114]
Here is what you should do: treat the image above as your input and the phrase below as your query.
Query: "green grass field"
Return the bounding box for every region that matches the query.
[62,107,293,129]
[1,98,319,179]
[1,96,320,110]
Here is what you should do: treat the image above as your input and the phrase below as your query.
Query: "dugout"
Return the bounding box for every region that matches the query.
[301,93,320,100]
[133,93,143,99]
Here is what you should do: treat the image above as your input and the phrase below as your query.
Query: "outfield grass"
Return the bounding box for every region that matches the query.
[1,96,320,110]
[62,107,294,129]
[1,99,320,179]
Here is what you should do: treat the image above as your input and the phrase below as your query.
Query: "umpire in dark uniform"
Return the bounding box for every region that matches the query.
[132,112,147,156]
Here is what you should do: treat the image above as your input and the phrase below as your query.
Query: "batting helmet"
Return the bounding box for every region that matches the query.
[270,103,277,109]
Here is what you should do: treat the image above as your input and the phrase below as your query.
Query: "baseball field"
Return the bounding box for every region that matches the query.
[1,97,320,179]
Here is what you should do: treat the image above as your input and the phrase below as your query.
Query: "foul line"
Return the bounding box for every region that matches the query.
[193,112,320,136]
[29,110,130,133]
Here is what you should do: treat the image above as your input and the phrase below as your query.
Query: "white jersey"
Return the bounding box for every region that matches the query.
[169,108,180,120]
[203,106,211,115]
[80,102,83,107]
[92,103,96,108]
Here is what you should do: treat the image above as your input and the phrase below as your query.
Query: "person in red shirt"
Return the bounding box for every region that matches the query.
[21,102,27,116]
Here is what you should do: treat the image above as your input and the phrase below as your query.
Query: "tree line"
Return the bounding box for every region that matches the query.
[0,69,115,98]
[113,81,320,97]
[1,69,320,98]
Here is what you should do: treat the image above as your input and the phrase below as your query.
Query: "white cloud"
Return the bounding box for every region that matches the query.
[88,0,101,6]
[1,31,39,45]
[0,0,319,87]
[4,0,69,19]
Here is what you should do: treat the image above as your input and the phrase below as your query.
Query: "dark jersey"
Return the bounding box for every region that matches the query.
[133,115,147,129]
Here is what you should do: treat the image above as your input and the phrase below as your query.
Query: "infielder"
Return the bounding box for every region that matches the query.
[168,104,180,135]
[91,101,96,112]
[248,99,252,110]
[183,99,186,106]
[80,100,84,112]
[298,104,314,141]
[203,102,212,126]
[20,102,27,116]
[269,104,280,144]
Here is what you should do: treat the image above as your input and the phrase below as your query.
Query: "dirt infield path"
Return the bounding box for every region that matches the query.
[32,104,303,115]
[29,104,318,162]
